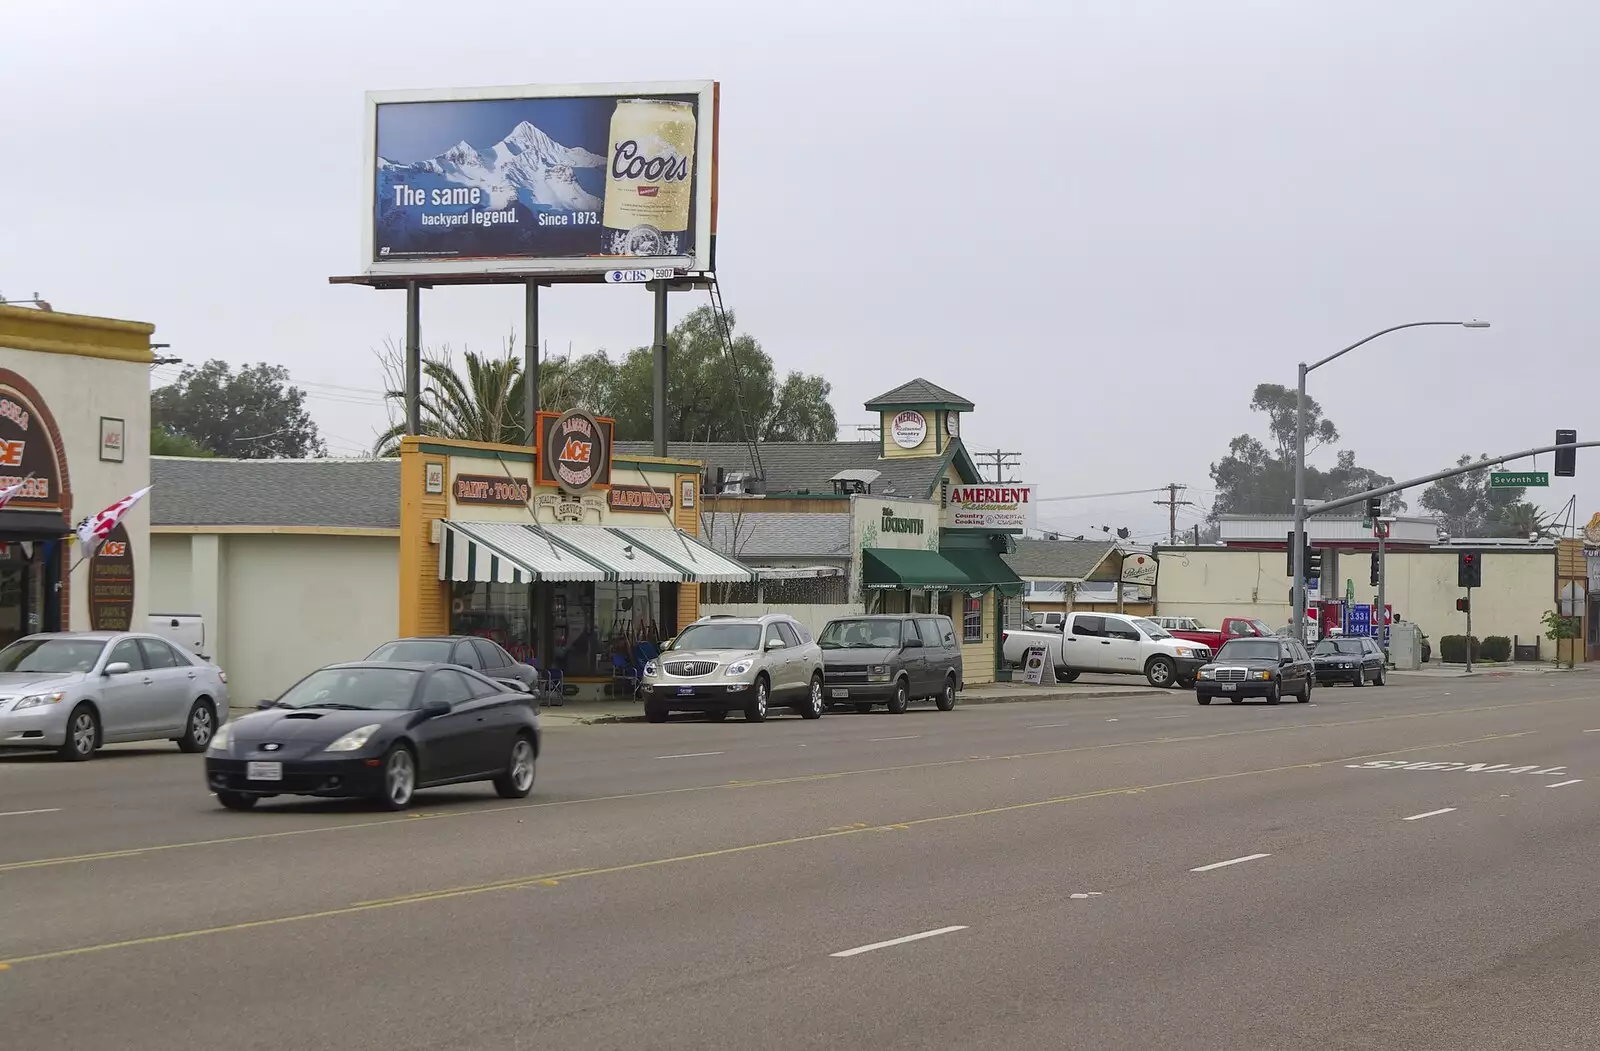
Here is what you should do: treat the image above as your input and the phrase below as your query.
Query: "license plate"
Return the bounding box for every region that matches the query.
[831,688,850,699]
[1221,683,1237,692]
[676,686,695,697]
[246,761,283,781]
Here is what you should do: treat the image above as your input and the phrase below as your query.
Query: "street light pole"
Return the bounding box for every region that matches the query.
[1290,320,1490,639]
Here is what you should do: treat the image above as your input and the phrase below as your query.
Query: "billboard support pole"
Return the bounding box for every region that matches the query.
[404,281,421,435]
[524,280,540,445]
[651,281,669,457]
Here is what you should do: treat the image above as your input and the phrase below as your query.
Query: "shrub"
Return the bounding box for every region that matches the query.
[1480,636,1512,663]
[1439,634,1480,664]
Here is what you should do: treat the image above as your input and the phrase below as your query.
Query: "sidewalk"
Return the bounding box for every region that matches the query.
[1391,661,1581,680]
[538,678,1167,726]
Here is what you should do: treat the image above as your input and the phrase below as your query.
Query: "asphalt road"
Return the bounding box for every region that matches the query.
[3,672,1598,1050]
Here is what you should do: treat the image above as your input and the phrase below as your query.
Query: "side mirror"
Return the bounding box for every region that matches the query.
[765,638,786,650]
[421,699,452,718]
[256,699,276,710]
[104,662,131,676]
[903,637,922,648]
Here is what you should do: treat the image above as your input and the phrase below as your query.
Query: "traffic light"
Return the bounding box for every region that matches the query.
[1456,597,1471,613]
[1555,429,1577,478]
[1365,496,1381,522]
[1370,552,1380,587]
[1306,547,1322,579]
[1457,551,1481,588]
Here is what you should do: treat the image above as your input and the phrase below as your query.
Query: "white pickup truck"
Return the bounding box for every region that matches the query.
[1001,611,1213,688]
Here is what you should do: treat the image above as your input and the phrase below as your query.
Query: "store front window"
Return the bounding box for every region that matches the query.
[449,582,534,662]
[0,543,54,648]
[963,594,983,642]
[549,580,675,679]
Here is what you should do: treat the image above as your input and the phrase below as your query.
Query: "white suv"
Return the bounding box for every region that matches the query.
[640,614,826,723]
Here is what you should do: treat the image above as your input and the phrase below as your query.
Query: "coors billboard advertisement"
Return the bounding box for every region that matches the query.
[365,81,718,276]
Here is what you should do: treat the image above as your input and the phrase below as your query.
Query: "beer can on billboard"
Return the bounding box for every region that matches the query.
[603,98,696,257]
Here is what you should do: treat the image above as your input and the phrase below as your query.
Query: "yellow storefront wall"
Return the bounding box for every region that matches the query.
[397,436,704,643]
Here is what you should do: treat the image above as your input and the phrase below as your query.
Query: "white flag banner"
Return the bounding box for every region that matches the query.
[0,476,31,513]
[74,485,152,558]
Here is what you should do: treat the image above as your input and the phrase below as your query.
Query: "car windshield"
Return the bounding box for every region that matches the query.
[1315,640,1366,655]
[1217,639,1283,661]
[673,622,763,651]
[273,667,423,710]
[1131,618,1170,639]
[819,620,903,649]
[0,637,106,674]
[366,639,455,663]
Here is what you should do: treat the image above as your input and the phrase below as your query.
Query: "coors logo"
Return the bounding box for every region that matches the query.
[542,409,611,492]
[602,98,696,257]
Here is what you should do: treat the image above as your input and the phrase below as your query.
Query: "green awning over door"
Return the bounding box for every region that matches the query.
[940,548,1026,595]
[861,548,972,590]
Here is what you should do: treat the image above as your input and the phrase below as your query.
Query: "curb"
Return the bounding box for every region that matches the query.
[546,686,1172,725]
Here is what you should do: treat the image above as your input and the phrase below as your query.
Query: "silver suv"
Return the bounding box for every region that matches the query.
[641,614,825,723]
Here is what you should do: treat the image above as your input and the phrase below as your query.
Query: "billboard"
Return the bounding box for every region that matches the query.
[364,81,718,277]
[945,484,1036,531]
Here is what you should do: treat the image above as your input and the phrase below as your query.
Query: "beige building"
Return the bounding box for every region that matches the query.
[0,305,154,644]
[1157,521,1558,654]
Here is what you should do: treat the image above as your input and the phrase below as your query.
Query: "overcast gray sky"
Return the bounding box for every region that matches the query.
[5,0,1596,543]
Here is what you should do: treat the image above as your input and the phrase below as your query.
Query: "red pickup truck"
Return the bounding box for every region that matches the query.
[1166,616,1278,654]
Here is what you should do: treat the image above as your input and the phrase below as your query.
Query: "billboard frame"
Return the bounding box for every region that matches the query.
[361,79,718,279]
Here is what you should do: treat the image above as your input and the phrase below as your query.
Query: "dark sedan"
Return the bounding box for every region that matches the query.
[1312,636,1387,686]
[204,662,540,811]
[1194,637,1314,705]
[366,636,537,692]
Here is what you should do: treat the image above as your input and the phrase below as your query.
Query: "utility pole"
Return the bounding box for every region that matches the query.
[973,450,1021,484]
[1153,483,1194,545]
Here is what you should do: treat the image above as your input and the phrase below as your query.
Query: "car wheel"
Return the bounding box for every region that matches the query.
[1057,668,1080,683]
[493,735,536,799]
[887,678,909,714]
[799,674,825,719]
[935,675,957,712]
[744,677,769,723]
[1353,668,1365,688]
[57,705,98,762]
[1197,694,1212,705]
[1266,682,1282,705]
[376,745,417,811]
[216,791,258,811]
[1297,678,1312,703]
[1375,666,1386,687]
[645,701,669,723]
[705,709,729,722]
[177,700,216,753]
[854,702,874,714]
[1145,656,1176,688]
[1230,696,1243,704]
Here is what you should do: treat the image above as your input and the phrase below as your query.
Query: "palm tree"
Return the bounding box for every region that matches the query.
[1493,501,1557,540]
[373,338,604,455]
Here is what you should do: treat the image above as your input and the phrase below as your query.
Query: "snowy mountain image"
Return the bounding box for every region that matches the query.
[378,120,604,213]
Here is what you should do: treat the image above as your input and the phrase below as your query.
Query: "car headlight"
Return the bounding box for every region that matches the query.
[1198,668,1215,680]
[643,660,658,676]
[1254,670,1274,680]
[208,722,232,753]
[868,665,891,682]
[1174,646,1195,658]
[12,691,65,711]
[324,724,381,752]
[725,659,754,676]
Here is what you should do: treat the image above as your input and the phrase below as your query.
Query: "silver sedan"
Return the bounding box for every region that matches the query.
[0,632,231,761]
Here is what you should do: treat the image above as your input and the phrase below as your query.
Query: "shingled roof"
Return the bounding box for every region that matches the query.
[698,511,852,559]
[863,378,974,412]
[151,457,401,529]
[614,439,965,499]
[1002,539,1119,582]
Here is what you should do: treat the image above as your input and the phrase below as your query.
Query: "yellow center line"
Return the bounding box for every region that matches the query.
[0,728,1527,969]
[0,694,1578,877]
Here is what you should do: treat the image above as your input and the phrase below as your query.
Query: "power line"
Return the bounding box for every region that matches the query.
[1153,482,1196,545]
[972,450,1021,484]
